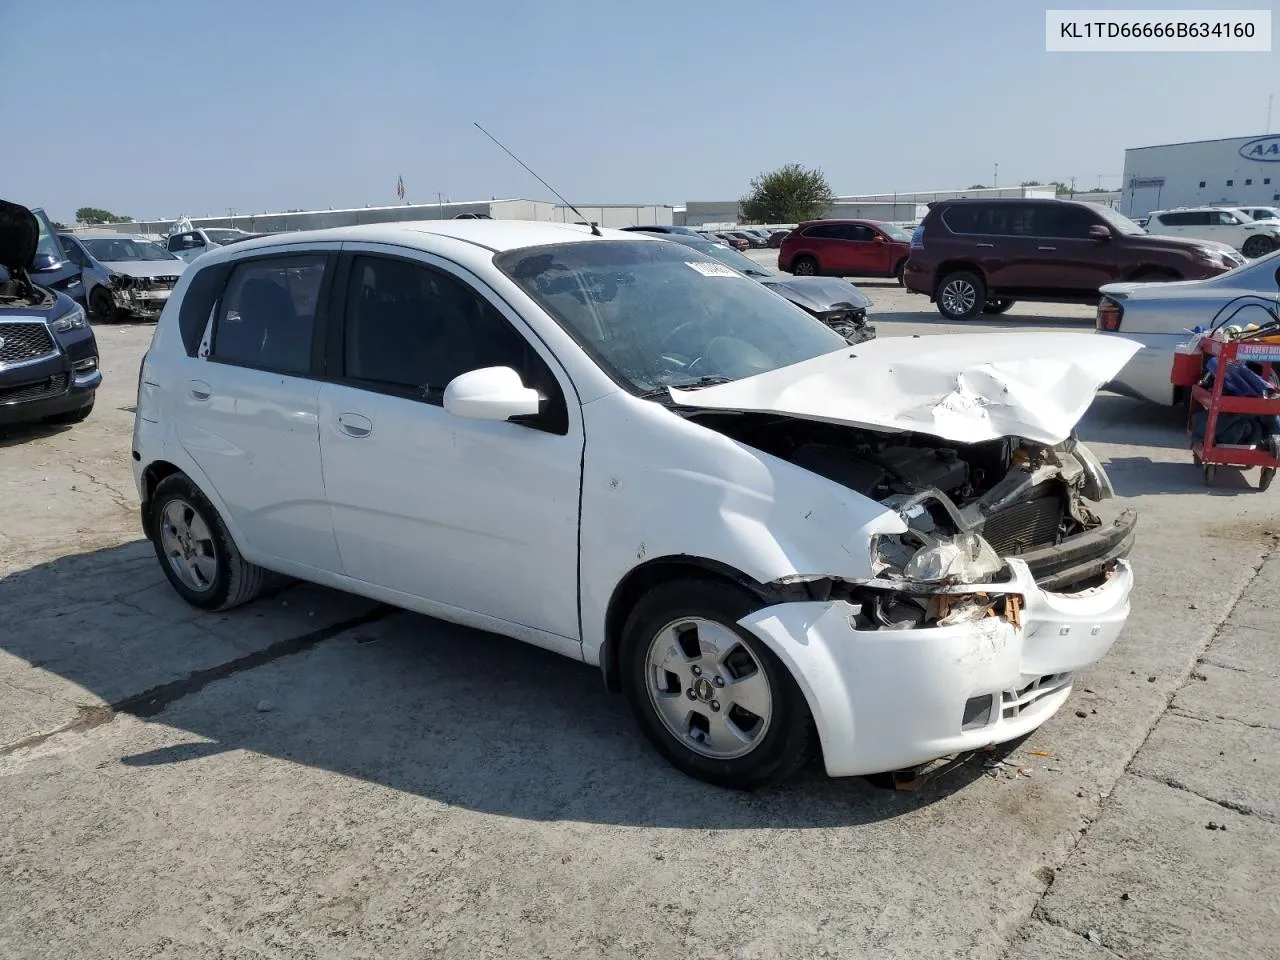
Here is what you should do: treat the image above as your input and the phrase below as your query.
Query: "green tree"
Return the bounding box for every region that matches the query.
[1020,180,1043,187]
[740,164,834,224]
[75,207,132,224]
[966,184,988,190]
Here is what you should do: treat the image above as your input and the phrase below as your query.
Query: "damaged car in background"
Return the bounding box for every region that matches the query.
[58,232,187,321]
[133,224,1139,790]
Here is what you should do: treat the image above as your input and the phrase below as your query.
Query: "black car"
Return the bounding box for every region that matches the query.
[0,200,101,429]
[629,229,875,343]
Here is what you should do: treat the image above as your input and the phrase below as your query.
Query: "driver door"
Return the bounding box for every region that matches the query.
[316,246,584,646]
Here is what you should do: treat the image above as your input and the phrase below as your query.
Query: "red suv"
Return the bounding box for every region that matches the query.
[903,198,1245,320]
[777,219,913,283]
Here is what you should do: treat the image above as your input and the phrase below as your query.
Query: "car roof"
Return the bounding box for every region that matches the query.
[198,219,619,258]
[1150,206,1248,214]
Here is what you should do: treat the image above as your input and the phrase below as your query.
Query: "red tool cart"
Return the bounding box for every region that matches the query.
[1171,334,1280,489]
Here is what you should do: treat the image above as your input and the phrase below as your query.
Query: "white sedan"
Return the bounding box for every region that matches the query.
[133,220,1138,788]
[1096,250,1280,405]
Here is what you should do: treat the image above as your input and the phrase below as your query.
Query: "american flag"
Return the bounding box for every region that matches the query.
[396,175,405,201]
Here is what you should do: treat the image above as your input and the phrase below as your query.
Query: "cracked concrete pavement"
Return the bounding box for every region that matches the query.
[1,294,1278,959]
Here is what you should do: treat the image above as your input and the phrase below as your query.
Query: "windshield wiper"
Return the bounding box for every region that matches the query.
[636,375,734,400]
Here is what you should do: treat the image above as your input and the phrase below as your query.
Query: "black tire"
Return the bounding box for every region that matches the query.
[1261,467,1275,491]
[620,578,813,790]
[893,259,906,285]
[45,399,94,425]
[1242,235,1277,259]
[790,255,819,277]
[984,298,1016,315]
[149,473,271,611]
[1203,464,1216,486]
[935,271,986,321]
[89,286,117,322]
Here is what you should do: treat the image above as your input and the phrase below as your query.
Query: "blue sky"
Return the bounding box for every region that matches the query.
[4,0,1276,222]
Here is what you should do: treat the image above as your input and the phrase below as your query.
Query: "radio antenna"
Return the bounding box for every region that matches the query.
[474,122,601,236]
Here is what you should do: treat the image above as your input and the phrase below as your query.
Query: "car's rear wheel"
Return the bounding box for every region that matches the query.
[89,287,117,322]
[893,259,906,285]
[621,578,812,790]
[1242,235,1277,258]
[984,298,1016,315]
[150,473,271,611]
[936,271,986,320]
[791,256,818,277]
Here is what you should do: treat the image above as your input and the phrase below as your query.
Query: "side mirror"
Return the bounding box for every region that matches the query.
[1089,224,1112,241]
[443,366,542,422]
[29,252,62,271]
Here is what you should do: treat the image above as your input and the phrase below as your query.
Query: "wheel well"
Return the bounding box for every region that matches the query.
[893,256,907,273]
[139,460,183,537]
[599,557,769,693]
[934,260,985,289]
[1126,265,1181,281]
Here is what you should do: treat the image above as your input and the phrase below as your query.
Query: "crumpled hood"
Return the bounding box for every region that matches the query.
[758,276,873,312]
[106,260,187,279]
[669,333,1142,446]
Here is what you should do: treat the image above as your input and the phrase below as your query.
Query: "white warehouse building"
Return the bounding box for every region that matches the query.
[1120,134,1280,218]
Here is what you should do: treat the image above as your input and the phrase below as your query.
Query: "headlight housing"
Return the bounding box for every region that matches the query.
[50,303,87,333]
[903,532,1003,583]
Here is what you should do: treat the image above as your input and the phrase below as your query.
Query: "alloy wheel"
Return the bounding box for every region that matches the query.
[159,499,218,592]
[644,616,773,760]
[941,278,977,316]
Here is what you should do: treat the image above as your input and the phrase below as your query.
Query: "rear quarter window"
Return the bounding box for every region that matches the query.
[177,261,234,357]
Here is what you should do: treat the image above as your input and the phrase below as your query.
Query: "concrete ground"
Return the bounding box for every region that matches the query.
[2,267,1278,959]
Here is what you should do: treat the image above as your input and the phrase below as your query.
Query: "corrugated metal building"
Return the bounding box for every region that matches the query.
[1120,134,1280,217]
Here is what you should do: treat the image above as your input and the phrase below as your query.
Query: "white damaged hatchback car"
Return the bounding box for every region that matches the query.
[133,221,1140,789]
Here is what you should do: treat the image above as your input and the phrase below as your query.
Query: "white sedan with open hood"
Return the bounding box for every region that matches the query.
[132,221,1140,789]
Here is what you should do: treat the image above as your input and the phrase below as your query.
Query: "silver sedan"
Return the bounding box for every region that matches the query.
[1095,250,1280,405]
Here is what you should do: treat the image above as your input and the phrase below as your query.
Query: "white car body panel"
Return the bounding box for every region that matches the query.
[669,332,1141,446]
[1147,207,1280,253]
[132,220,1137,779]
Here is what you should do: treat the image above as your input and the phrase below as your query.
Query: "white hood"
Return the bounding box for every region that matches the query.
[107,260,187,279]
[669,333,1142,446]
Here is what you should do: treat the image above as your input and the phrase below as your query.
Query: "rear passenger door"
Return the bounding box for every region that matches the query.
[176,249,343,573]
[315,246,584,648]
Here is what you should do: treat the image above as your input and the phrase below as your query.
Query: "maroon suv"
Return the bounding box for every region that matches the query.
[778,219,913,282]
[903,198,1245,320]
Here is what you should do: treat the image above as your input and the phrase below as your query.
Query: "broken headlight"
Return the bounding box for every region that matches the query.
[872,531,1003,584]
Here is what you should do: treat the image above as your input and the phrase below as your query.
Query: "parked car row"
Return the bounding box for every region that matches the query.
[1145,206,1280,258]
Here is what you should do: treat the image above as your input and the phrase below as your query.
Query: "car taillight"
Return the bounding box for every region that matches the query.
[1097,299,1123,331]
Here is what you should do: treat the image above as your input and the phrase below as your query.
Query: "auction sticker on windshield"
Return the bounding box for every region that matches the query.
[686,261,742,277]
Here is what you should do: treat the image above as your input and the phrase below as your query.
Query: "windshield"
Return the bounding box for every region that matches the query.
[877,223,912,242]
[1088,204,1146,236]
[83,238,181,262]
[205,229,248,244]
[495,240,846,393]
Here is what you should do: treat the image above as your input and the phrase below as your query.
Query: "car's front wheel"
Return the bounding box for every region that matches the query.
[89,287,117,322]
[790,255,818,276]
[621,578,813,789]
[936,271,986,320]
[1242,235,1277,258]
[150,473,272,610]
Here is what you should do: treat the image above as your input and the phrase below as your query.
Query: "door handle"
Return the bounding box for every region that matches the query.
[337,413,373,438]
[188,380,211,401]
[976,243,995,248]
[1038,246,1057,251]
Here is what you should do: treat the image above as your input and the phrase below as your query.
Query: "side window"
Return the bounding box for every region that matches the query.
[1216,211,1242,225]
[1188,212,1214,226]
[803,224,839,239]
[846,224,879,242]
[341,255,568,432]
[1036,206,1096,239]
[167,234,184,252]
[210,255,326,374]
[941,206,982,234]
[59,237,88,267]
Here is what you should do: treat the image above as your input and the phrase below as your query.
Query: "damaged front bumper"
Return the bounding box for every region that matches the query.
[738,557,1133,778]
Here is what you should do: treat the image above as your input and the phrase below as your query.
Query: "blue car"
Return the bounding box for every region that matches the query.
[0,200,101,429]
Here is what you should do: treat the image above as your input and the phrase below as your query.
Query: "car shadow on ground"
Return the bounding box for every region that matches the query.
[1078,394,1186,451]
[2,541,1016,830]
[0,421,73,447]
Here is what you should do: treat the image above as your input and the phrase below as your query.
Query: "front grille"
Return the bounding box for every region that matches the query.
[1001,672,1073,721]
[0,373,68,404]
[982,492,1063,556]
[0,322,57,364]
